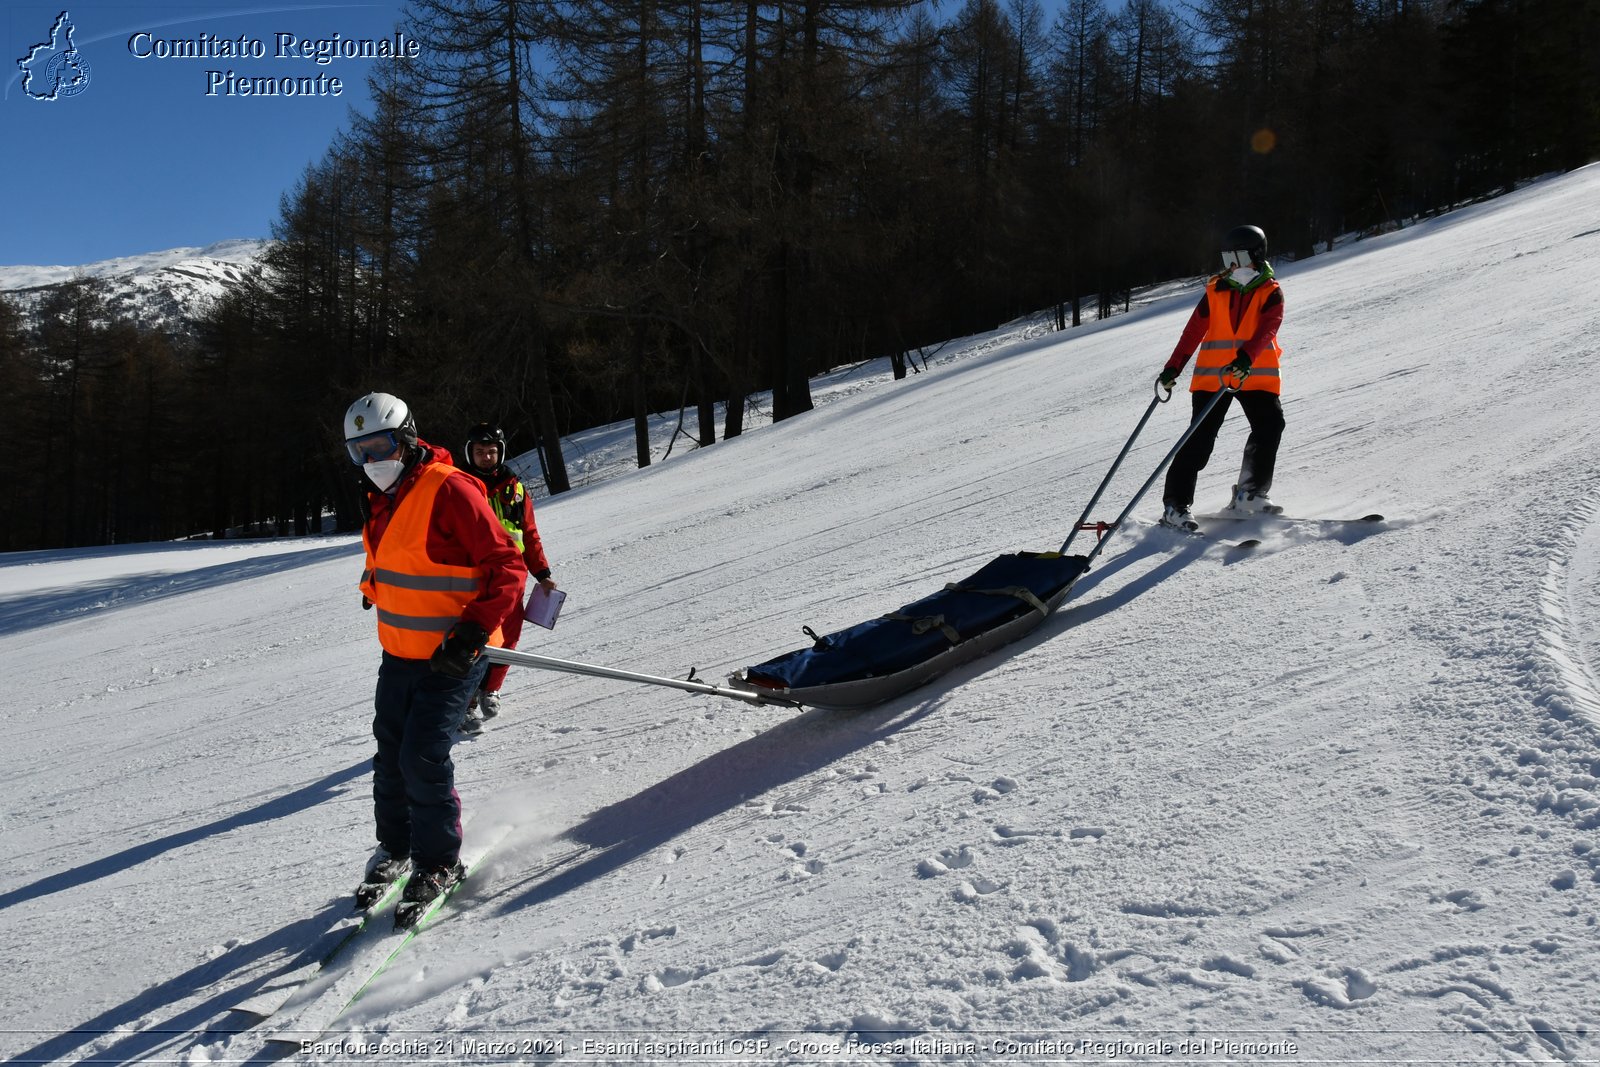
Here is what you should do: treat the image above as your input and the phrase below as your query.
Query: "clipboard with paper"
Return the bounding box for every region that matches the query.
[523,585,566,629]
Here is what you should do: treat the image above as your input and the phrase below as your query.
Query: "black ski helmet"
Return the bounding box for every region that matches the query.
[464,423,507,471]
[1222,224,1269,269]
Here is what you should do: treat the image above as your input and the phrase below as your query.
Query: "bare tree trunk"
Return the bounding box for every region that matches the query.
[504,0,571,493]
[633,325,652,469]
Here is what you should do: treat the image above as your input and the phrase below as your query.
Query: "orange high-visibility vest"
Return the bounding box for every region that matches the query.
[1191,276,1283,394]
[360,462,504,659]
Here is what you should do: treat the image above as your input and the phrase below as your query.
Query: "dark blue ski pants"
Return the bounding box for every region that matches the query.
[371,652,486,870]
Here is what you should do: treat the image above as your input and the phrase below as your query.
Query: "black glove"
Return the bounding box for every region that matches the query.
[362,595,373,611]
[1224,348,1252,381]
[431,620,490,678]
[1157,366,1180,390]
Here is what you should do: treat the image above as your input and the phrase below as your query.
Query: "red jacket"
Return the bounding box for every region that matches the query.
[1163,279,1285,374]
[363,441,528,635]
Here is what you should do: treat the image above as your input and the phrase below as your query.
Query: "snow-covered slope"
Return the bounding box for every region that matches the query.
[3,169,1599,1066]
[0,239,266,331]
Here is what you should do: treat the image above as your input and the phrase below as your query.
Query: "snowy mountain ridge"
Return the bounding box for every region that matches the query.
[3,168,1599,1066]
[0,238,267,331]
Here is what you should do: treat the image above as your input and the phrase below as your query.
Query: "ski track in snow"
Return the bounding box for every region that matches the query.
[1539,487,1600,729]
[3,169,1600,1066]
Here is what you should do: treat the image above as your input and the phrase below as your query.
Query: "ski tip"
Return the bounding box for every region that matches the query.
[1360,513,1385,522]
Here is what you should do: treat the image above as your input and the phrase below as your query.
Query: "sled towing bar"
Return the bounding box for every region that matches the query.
[482,645,805,708]
[1059,380,1239,565]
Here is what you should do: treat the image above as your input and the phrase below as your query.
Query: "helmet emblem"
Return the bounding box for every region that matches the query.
[354,415,366,431]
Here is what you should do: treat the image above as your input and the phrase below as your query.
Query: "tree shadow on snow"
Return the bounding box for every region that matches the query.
[0,760,369,913]
[8,907,350,1065]
[0,541,361,637]
[3,761,373,1064]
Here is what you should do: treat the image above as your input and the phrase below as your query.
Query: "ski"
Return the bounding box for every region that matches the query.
[1154,520,1261,551]
[228,874,411,1021]
[261,834,594,1047]
[258,828,509,1045]
[1197,511,1385,526]
[1172,511,1387,552]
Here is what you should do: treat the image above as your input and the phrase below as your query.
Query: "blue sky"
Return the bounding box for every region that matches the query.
[1,3,410,266]
[4,2,1082,269]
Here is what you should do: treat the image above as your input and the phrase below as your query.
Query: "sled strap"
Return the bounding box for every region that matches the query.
[884,612,961,644]
[944,583,1050,616]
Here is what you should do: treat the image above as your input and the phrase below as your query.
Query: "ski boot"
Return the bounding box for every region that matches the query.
[394,861,465,929]
[356,847,411,909]
[459,692,485,736]
[478,691,501,720]
[1227,484,1282,515]
[1159,504,1198,531]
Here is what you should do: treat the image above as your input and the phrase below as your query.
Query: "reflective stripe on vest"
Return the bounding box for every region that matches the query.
[360,462,494,659]
[1191,277,1283,394]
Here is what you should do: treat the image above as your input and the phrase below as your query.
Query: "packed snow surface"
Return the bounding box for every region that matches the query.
[3,170,1599,1066]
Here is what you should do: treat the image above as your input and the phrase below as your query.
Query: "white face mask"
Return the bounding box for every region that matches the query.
[364,459,405,491]
[1227,265,1260,288]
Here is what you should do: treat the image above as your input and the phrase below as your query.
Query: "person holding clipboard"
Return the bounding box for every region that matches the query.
[459,423,562,732]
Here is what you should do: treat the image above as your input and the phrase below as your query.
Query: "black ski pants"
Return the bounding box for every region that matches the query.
[371,651,487,870]
[1162,389,1285,510]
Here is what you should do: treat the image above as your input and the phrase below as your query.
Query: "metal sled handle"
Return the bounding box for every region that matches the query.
[1075,384,1238,567]
[482,646,804,708]
[1060,385,1166,556]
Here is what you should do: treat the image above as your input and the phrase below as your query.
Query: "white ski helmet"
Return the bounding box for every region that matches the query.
[343,392,418,464]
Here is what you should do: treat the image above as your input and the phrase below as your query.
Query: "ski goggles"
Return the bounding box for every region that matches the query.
[1221,248,1253,271]
[345,429,402,465]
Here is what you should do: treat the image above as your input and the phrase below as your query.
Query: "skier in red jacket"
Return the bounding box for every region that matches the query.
[1156,224,1287,531]
[459,423,558,731]
[344,393,527,922]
